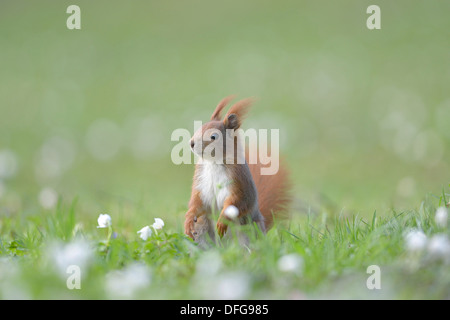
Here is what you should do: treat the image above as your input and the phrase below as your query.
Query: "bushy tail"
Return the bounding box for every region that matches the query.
[248,159,291,230]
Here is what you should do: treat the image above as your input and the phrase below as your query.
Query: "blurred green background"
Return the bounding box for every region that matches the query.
[0,0,449,230]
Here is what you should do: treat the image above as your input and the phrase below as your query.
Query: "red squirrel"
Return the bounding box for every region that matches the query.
[184,96,291,245]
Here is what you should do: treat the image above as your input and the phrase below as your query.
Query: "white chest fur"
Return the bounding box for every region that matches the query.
[195,161,231,212]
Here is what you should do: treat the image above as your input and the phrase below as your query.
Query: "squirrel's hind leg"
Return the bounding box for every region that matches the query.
[250,209,266,235]
[193,215,216,249]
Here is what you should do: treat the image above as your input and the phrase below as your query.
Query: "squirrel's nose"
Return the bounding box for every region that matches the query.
[190,140,195,149]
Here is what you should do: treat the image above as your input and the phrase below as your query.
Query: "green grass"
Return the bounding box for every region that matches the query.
[0,188,448,299]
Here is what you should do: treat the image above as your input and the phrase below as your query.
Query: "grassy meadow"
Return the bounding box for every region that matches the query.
[0,1,449,299]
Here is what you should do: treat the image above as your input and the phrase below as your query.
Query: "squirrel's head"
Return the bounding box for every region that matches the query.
[190,95,253,162]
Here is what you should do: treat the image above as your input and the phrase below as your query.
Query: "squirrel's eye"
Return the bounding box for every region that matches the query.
[211,133,218,140]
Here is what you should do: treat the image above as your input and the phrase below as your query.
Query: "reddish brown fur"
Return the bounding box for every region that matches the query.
[248,159,291,229]
[224,98,254,129]
[210,95,236,121]
[216,160,262,237]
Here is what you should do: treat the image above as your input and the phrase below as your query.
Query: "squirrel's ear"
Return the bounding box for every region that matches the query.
[224,113,239,130]
[223,97,254,129]
[211,95,235,121]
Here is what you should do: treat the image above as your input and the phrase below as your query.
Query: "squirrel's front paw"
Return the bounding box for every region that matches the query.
[216,219,228,238]
[184,213,197,239]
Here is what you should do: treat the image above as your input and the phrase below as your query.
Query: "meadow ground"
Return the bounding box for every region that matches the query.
[0,1,449,299]
[1,190,449,299]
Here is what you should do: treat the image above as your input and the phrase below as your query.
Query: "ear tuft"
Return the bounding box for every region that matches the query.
[210,95,236,121]
[223,97,254,129]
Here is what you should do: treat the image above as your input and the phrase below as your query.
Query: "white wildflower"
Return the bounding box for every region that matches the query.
[195,251,223,297]
[137,226,152,240]
[97,214,112,228]
[38,187,58,209]
[277,253,304,274]
[427,234,450,260]
[105,263,151,299]
[212,272,250,300]
[196,251,222,278]
[224,205,239,219]
[152,218,164,230]
[48,240,93,278]
[404,229,427,252]
[435,207,448,228]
